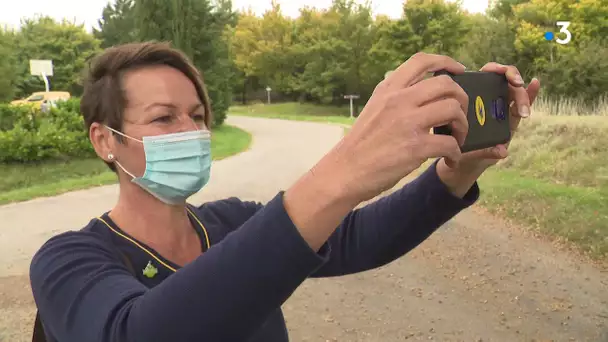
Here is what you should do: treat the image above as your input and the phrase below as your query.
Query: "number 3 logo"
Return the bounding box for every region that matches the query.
[555,21,572,45]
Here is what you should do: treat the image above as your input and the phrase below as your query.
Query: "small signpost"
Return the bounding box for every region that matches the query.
[343,94,360,118]
[30,59,53,92]
[266,86,272,104]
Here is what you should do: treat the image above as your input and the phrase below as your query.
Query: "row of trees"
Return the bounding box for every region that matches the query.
[231,0,608,107]
[0,0,607,124]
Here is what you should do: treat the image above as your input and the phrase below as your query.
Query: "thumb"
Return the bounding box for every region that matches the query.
[464,145,508,160]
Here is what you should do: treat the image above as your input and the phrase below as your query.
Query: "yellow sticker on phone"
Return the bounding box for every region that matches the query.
[475,96,486,126]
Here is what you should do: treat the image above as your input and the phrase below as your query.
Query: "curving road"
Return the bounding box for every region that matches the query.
[0,116,606,341]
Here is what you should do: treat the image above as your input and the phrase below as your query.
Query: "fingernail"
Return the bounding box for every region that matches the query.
[519,105,530,117]
[459,62,466,69]
[514,75,524,85]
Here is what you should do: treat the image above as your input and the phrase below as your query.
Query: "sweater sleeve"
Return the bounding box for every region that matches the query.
[29,193,330,342]
[310,159,480,277]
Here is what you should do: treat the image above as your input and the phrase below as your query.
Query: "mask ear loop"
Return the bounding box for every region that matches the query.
[104,125,140,179]
[104,125,143,143]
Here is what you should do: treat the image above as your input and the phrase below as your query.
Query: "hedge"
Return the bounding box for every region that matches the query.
[0,98,96,163]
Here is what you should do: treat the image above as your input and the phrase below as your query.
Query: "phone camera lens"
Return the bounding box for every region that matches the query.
[492,97,506,121]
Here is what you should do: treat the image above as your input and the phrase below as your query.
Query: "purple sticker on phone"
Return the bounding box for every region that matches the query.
[492,97,506,121]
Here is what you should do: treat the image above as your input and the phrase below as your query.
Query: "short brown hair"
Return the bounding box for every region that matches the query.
[80,41,213,171]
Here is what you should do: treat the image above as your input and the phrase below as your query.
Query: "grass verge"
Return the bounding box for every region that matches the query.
[478,169,607,258]
[0,124,252,205]
[230,102,607,260]
[229,102,356,125]
[482,114,608,259]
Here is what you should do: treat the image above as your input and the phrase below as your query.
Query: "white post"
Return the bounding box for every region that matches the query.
[344,94,360,119]
[41,72,50,92]
[266,86,271,104]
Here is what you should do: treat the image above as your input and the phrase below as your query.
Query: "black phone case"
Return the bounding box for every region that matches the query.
[432,70,511,153]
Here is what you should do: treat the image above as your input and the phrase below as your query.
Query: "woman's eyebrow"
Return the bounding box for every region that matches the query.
[143,103,203,112]
[144,102,176,111]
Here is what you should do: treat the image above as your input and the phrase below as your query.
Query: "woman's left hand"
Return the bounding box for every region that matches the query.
[452,63,541,172]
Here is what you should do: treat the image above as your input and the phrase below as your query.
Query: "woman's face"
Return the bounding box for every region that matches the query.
[112,65,207,178]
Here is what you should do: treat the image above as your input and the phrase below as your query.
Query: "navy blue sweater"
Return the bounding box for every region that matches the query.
[29,161,479,342]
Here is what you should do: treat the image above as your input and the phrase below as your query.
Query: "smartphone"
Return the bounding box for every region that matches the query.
[432,70,511,153]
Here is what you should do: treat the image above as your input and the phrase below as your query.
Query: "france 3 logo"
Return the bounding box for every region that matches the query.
[544,21,572,45]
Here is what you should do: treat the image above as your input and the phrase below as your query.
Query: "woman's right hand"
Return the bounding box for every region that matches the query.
[283,52,470,251]
[335,52,470,203]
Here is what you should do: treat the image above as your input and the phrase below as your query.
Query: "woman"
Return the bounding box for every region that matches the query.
[29,42,540,342]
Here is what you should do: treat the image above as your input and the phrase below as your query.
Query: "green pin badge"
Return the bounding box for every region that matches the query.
[142,261,158,278]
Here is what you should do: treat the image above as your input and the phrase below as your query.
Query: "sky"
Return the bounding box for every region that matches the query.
[0,0,490,31]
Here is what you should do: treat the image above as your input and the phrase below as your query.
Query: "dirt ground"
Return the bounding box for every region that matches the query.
[0,116,606,341]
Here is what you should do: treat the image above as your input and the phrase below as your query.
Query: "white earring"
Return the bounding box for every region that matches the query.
[108,153,114,161]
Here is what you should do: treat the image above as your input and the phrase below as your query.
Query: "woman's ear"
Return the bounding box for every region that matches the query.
[89,122,115,162]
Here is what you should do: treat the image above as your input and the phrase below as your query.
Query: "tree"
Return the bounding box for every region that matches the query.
[456,14,517,69]
[93,0,138,48]
[512,0,608,102]
[289,0,378,104]
[256,1,297,96]
[12,16,101,98]
[230,9,263,103]
[131,0,238,126]
[227,0,607,108]
[489,0,530,19]
[401,0,469,56]
[0,28,18,101]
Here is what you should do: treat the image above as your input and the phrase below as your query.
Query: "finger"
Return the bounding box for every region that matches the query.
[405,74,469,112]
[480,63,524,87]
[415,97,468,147]
[509,83,531,118]
[509,78,541,134]
[421,133,462,166]
[495,144,509,158]
[480,62,530,127]
[384,52,466,91]
[505,65,525,88]
[480,62,508,74]
[526,78,541,106]
[465,145,509,160]
[509,101,522,134]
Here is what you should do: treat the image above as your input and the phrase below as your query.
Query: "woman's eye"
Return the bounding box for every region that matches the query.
[153,116,172,123]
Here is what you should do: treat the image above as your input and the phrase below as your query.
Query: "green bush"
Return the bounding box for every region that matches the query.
[48,98,87,132]
[0,104,39,131]
[0,98,95,163]
[0,94,229,163]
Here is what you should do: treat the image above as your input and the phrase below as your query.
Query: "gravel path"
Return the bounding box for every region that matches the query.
[0,116,606,341]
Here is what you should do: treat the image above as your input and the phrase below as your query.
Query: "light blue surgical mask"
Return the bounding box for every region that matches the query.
[105,125,212,205]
